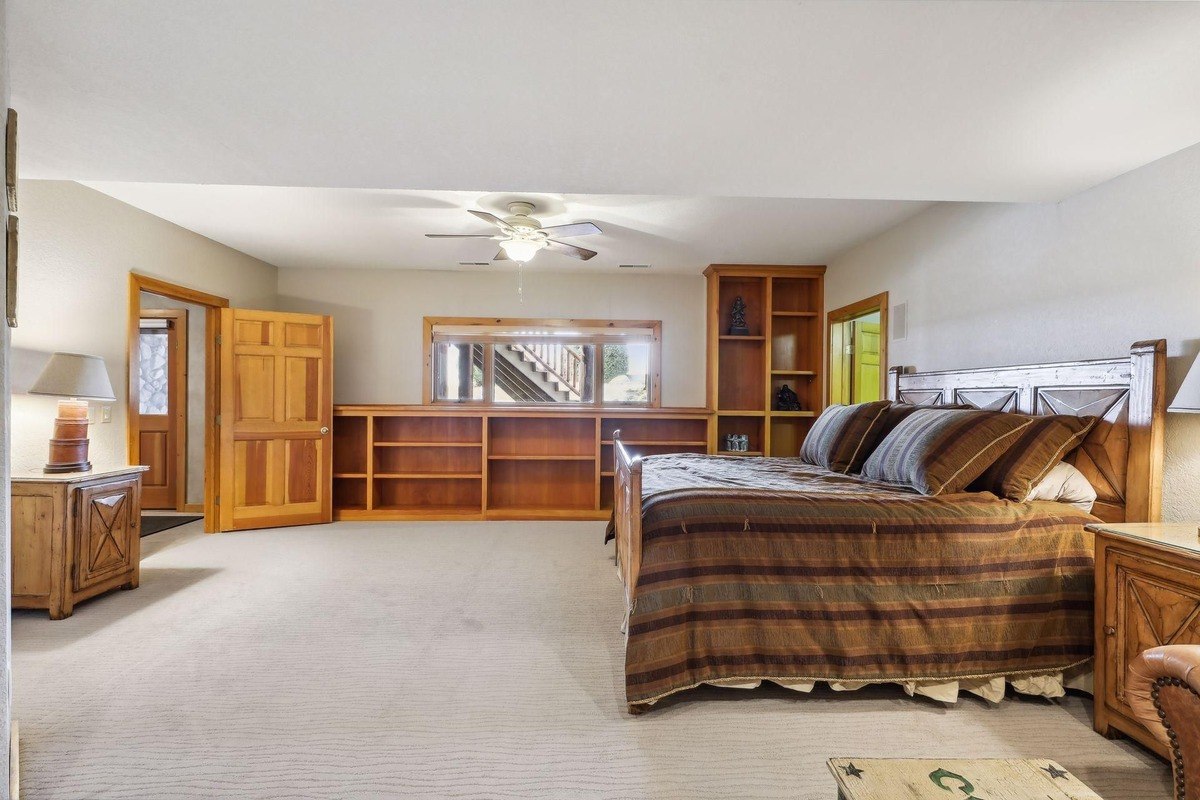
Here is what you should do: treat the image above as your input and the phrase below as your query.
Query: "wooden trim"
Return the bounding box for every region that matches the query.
[423,316,662,408]
[130,274,230,309]
[889,340,1167,523]
[702,264,826,278]
[826,291,888,406]
[128,273,229,533]
[138,308,188,510]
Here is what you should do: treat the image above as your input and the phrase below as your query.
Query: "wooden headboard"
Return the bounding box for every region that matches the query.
[887,340,1166,523]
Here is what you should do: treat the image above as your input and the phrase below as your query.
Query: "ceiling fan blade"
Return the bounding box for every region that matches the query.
[544,240,598,261]
[493,249,510,261]
[539,221,602,238]
[424,233,498,238]
[468,209,514,231]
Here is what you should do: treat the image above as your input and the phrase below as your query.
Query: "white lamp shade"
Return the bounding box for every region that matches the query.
[29,352,116,401]
[1169,352,1200,413]
[499,238,545,263]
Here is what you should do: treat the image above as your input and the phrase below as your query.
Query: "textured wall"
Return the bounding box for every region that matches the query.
[276,268,708,408]
[11,180,278,476]
[827,141,1200,521]
[0,0,12,792]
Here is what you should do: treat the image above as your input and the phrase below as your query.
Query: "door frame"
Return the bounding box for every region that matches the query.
[136,308,188,510]
[127,274,229,533]
[826,292,888,406]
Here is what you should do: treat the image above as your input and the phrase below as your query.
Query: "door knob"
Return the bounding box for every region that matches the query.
[1104,626,1116,636]
[320,426,330,435]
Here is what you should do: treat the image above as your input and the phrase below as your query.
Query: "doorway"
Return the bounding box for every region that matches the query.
[827,292,888,406]
[128,274,229,532]
[136,309,187,509]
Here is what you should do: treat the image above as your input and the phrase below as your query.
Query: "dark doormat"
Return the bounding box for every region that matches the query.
[140,515,203,537]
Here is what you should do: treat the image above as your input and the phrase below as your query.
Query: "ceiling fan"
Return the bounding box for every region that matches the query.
[425,201,602,263]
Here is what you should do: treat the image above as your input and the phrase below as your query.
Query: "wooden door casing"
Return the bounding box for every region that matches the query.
[219,309,333,531]
[74,477,140,592]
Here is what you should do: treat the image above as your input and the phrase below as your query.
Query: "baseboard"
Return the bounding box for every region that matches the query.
[182,503,204,514]
[10,719,19,800]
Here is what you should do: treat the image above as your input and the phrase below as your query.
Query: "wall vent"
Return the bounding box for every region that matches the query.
[458,261,491,267]
[892,302,908,341]
[618,264,651,269]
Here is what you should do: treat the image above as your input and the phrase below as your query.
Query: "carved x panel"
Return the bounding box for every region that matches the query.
[897,389,945,406]
[954,388,1018,412]
[88,493,129,574]
[1037,387,1130,505]
[1117,571,1200,700]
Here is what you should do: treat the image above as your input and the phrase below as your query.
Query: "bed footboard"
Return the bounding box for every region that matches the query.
[612,430,644,609]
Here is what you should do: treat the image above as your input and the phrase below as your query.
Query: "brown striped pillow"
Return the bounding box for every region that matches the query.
[798,400,891,473]
[970,414,1097,501]
[861,408,1035,495]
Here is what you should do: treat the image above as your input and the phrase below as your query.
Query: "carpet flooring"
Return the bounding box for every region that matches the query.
[12,521,1172,799]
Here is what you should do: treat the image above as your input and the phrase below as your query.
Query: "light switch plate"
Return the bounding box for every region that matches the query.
[100,405,112,424]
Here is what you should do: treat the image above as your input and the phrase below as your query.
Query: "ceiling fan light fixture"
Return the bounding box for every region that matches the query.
[499,237,545,263]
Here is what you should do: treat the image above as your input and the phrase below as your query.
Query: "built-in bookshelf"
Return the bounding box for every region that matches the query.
[332,407,711,520]
[704,264,826,457]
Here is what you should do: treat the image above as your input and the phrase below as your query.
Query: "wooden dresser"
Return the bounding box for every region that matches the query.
[12,466,148,619]
[1091,522,1200,758]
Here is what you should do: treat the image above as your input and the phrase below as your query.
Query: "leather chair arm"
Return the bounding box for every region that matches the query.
[1127,645,1200,745]
[1127,645,1200,800]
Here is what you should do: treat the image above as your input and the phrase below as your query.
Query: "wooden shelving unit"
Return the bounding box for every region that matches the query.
[705,264,826,458]
[332,407,711,520]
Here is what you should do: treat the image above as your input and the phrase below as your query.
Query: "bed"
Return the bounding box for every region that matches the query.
[611,341,1166,712]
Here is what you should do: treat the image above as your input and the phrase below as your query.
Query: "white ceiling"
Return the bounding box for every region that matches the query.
[81,184,931,272]
[13,1,1200,203]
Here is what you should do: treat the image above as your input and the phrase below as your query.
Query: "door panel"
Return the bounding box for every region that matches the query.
[1107,549,1200,712]
[852,321,881,403]
[219,309,333,531]
[75,478,140,591]
[136,311,186,509]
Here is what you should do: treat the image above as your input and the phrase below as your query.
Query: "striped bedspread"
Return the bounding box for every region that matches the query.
[622,454,1097,709]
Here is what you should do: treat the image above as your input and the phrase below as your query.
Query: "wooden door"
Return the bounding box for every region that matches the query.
[74,477,141,591]
[135,310,187,509]
[218,309,333,531]
[852,321,881,403]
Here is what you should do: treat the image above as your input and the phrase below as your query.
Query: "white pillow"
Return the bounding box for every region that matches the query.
[1025,461,1097,512]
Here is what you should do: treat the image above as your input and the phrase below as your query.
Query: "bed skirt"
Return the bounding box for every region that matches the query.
[631,661,1093,711]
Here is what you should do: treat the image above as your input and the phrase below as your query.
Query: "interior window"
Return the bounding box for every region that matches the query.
[427,319,660,407]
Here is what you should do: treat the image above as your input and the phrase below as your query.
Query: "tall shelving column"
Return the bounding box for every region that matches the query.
[705,265,826,458]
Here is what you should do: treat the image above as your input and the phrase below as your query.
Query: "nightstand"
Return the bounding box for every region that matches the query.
[11,466,147,619]
[1089,522,1200,759]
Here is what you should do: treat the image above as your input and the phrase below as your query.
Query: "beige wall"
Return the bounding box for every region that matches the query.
[827,140,1200,521]
[276,268,708,408]
[12,180,278,475]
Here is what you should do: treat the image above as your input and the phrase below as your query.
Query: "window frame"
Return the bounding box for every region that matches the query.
[423,317,662,408]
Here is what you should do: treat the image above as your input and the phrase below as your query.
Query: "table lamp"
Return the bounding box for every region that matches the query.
[28,352,115,473]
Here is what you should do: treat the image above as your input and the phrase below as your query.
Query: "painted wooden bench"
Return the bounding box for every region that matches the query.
[828,758,1104,799]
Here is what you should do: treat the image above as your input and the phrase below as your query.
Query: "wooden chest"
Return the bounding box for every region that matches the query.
[12,466,147,619]
[828,758,1104,799]
[1091,522,1200,760]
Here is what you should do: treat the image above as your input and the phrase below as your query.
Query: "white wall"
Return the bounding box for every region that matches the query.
[276,268,707,408]
[0,0,13,792]
[12,180,278,475]
[827,140,1200,521]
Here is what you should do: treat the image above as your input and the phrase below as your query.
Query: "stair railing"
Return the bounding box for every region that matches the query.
[510,342,585,399]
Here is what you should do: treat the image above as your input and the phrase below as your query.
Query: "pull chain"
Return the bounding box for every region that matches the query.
[518,263,525,303]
